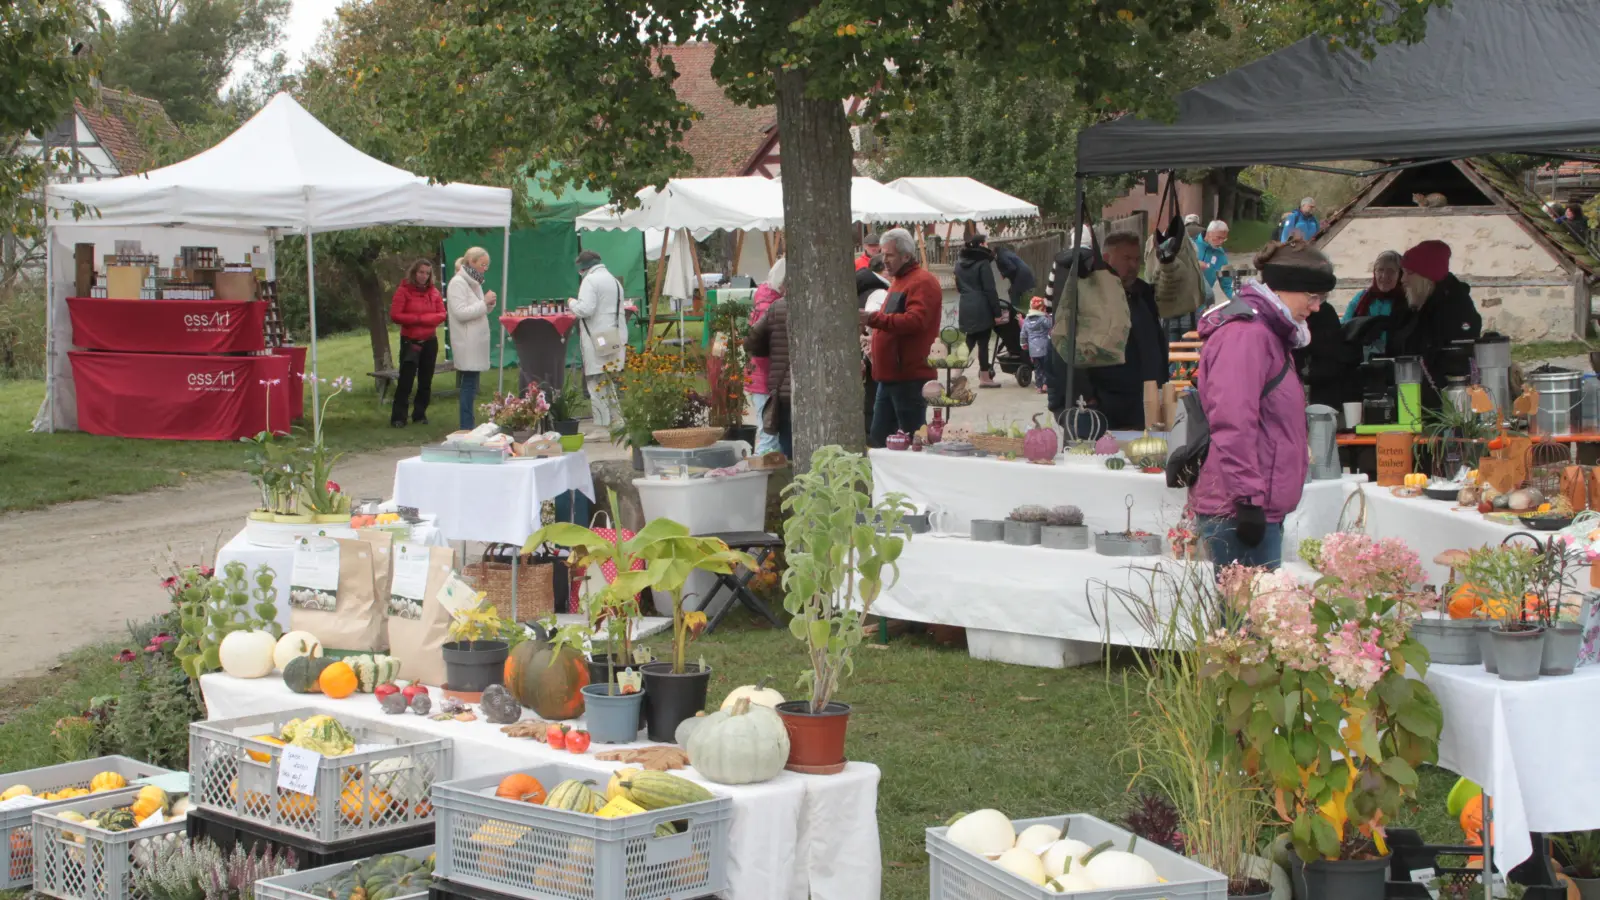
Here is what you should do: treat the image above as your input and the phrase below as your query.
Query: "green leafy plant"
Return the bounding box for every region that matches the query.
[706,298,752,429]
[1555,830,1600,879]
[602,347,700,450]
[631,521,756,673]
[102,649,203,770]
[447,596,508,643]
[780,445,915,712]
[550,373,585,422]
[173,561,281,679]
[1454,543,1545,629]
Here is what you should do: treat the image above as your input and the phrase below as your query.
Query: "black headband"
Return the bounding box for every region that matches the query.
[1262,262,1337,294]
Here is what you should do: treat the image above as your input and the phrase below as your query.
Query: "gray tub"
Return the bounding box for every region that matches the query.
[1414,617,1483,665]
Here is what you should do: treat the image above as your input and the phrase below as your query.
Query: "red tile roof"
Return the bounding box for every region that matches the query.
[75,86,176,175]
[656,43,775,178]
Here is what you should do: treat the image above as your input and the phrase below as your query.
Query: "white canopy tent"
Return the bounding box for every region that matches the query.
[38,92,512,434]
[883,176,1040,222]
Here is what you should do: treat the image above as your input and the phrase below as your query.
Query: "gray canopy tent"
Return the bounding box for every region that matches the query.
[1058,0,1600,407]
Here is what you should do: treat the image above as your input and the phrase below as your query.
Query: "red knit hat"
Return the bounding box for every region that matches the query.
[1402,240,1451,282]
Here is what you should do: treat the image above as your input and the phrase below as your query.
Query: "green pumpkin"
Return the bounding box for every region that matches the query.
[1104,457,1127,471]
[283,655,333,693]
[503,623,589,720]
[96,808,138,832]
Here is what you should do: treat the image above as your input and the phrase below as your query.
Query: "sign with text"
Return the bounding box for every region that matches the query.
[276,745,320,796]
[67,297,266,353]
[69,351,289,440]
[1375,432,1414,486]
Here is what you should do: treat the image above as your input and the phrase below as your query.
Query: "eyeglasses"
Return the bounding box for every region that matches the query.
[1308,293,1328,306]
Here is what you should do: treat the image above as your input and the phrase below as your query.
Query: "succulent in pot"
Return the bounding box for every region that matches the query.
[1046,505,1084,527]
[1040,505,1089,550]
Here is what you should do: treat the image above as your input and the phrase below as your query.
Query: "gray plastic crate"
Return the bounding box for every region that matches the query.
[433,765,731,900]
[189,708,452,845]
[31,787,187,900]
[254,845,434,900]
[0,756,175,889]
[926,813,1227,900]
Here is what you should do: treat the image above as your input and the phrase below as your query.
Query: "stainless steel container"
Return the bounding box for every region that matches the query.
[1529,366,1583,436]
[1306,404,1341,480]
[1475,336,1512,418]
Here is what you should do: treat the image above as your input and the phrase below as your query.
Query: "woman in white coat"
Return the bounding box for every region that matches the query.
[446,247,496,429]
[568,250,626,427]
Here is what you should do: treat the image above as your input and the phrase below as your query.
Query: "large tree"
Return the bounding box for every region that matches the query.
[371,0,1443,469]
[98,0,288,124]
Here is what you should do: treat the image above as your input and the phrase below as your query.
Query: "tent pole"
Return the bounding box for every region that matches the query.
[1062,176,1087,424]
[43,205,54,433]
[498,225,510,396]
[305,227,321,439]
[732,230,745,277]
[649,228,672,340]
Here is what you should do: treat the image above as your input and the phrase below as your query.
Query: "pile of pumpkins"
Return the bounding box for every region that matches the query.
[49,785,187,838]
[2,769,136,804]
[946,809,1165,894]
[491,769,712,823]
[674,678,791,786]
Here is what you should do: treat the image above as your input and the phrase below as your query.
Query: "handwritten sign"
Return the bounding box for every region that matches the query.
[1375,432,1414,487]
[276,745,320,796]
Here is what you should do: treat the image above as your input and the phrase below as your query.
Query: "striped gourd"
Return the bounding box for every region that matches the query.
[544,779,605,814]
[619,772,713,811]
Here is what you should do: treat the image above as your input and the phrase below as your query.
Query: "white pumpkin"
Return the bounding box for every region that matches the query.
[719,676,785,713]
[272,631,323,670]
[995,848,1048,886]
[1052,867,1098,893]
[219,630,277,678]
[1015,824,1062,855]
[1083,849,1159,888]
[1042,838,1095,876]
[685,698,790,785]
[947,809,1014,857]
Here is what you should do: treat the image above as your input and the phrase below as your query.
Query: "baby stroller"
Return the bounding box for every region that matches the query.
[990,301,1033,388]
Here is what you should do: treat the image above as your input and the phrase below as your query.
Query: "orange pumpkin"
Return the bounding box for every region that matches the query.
[1449,584,1484,619]
[339,780,391,823]
[495,773,546,804]
[277,789,318,820]
[318,661,358,699]
[503,624,588,720]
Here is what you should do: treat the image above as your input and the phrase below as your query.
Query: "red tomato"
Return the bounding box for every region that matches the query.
[565,730,591,753]
[546,723,567,750]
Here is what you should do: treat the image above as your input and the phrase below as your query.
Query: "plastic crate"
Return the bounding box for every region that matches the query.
[254,845,434,900]
[30,788,187,900]
[433,765,732,900]
[189,708,452,845]
[926,813,1227,900]
[0,756,175,889]
[185,806,433,869]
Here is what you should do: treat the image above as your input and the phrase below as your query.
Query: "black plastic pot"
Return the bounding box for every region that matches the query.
[554,418,580,436]
[1290,853,1390,900]
[640,661,712,742]
[441,640,509,693]
[1227,879,1273,900]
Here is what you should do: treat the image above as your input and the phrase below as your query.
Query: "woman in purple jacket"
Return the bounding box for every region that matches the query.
[1191,240,1335,569]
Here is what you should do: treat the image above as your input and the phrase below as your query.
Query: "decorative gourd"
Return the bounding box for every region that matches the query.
[1015,824,1062,854]
[319,661,359,699]
[339,780,391,823]
[1023,414,1058,463]
[282,714,355,755]
[283,655,333,693]
[928,342,949,362]
[1126,431,1169,466]
[674,712,706,747]
[89,772,127,793]
[922,380,945,402]
[720,676,785,712]
[685,697,790,785]
[495,774,547,804]
[1083,848,1159,888]
[219,630,278,679]
[1449,584,1484,620]
[503,623,589,720]
[618,771,714,810]
[245,734,286,764]
[130,786,168,821]
[1104,457,1127,471]
[272,631,323,670]
[1042,839,1095,876]
[480,684,522,724]
[97,808,139,832]
[1,785,31,801]
[1093,433,1120,455]
[605,768,641,803]
[946,809,1014,856]
[348,654,403,692]
[544,779,605,814]
[1052,859,1097,893]
[996,847,1049,885]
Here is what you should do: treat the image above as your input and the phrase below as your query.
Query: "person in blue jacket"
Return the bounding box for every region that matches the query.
[1194,220,1235,300]
[1279,197,1320,242]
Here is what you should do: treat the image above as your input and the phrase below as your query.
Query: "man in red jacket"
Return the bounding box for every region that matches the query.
[388,259,448,427]
[864,227,941,447]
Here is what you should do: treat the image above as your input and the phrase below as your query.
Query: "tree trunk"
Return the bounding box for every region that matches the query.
[353,264,393,371]
[775,66,860,470]
[1212,167,1244,223]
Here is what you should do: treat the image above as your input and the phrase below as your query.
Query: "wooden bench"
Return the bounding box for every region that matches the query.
[368,359,459,405]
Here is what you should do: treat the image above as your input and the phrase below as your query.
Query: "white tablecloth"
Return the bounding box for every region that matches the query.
[1425,665,1600,870]
[392,452,596,545]
[1360,483,1521,584]
[215,521,447,625]
[200,674,880,900]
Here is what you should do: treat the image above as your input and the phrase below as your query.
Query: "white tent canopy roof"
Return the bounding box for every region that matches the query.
[49,93,510,233]
[883,176,1040,222]
[574,175,943,236]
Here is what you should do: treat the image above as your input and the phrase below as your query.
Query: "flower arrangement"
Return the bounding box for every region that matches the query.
[1202,533,1443,864]
[480,383,551,434]
[603,346,703,449]
[1168,520,1197,559]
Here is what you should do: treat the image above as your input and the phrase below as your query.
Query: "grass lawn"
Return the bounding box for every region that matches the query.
[1512,339,1593,364]
[0,329,500,513]
[1224,219,1277,254]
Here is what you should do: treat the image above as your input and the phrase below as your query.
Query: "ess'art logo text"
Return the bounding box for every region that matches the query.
[183,311,230,330]
[187,369,238,391]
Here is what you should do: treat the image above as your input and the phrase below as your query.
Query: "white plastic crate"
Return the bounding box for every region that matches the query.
[30,787,187,900]
[433,765,731,900]
[926,813,1228,900]
[254,845,434,900]
[188,708,452,845]
[0,756,174,889]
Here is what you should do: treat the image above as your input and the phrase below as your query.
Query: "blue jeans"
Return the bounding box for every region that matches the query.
[1196,514,1284,570]
[751,393,782,454]
[868,380,927,448]
[458,370,481,430]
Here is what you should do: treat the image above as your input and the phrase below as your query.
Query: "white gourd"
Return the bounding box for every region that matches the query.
[273,631,323,670]
[947,809,1015,857]
[685,698,790,785]
[995,848,1048,885]
[1042,838,1096,876]
[219,630,277,679]
[1083,849,1159,888]
[1015,824,1062,855]
[1053,870,1098,893]
[719,676,785,712]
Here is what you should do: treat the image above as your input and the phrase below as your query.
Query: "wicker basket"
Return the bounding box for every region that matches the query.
[970,434,1026,457]
[652,426,723,449]
[462,543,556,621]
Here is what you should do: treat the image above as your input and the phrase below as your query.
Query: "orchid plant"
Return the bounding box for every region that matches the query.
[481,384,551,433]
[1201,533,1443,864]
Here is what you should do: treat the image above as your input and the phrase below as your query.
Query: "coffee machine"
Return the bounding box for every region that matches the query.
[1355,356,1424,434]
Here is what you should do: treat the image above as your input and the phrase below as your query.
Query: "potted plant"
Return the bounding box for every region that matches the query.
[302,443,351,524]
[1202,534,1442,900]
[241,432,278,522]
[706,299,755,446]
[442,598,513,693]
[481,384,550,442]
[173,562,282,680]
[1003,504,1046,546]
[1556,831,1600,900]
[604,346,698,467]
[1456,540,1547,681]
[1040,505,1088,550]
[549,374,583,436]
[776,446,915,773]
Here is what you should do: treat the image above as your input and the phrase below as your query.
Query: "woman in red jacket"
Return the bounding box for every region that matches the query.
[389,259,448,427]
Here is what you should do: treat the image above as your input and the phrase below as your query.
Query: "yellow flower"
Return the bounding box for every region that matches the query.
[684,611,708,635]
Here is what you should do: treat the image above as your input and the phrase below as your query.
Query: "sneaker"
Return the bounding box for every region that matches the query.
[390,420,406,428]
[414,416,429,425]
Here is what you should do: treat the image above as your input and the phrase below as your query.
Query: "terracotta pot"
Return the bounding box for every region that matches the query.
[775,700,851,774]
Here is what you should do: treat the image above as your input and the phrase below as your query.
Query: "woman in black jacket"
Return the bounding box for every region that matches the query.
[1294,300,1359,411]
[955,235,1004,388]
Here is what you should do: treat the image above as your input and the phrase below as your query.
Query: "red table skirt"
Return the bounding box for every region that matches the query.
[500,313,578,337]
[272,345,309,420]
[69,352,290,440]
[68,297,266,353]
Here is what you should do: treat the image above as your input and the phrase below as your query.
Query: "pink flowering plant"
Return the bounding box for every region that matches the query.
[480,383,550,433]
[1201,533,1443,865]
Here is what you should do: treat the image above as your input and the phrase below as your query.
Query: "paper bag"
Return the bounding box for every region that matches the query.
[1375,432,1414,487]
[1562,465,1589,512]
[385,544,457,687]
[1142,381,1161,431]
[356,529,396,609]
[1160,382,1177,435]
[291,537,386,652]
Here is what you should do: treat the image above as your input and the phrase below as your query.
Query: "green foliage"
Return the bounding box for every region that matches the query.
[100,651,202,770]
[173,562,281,679]
[780,446,914,710]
